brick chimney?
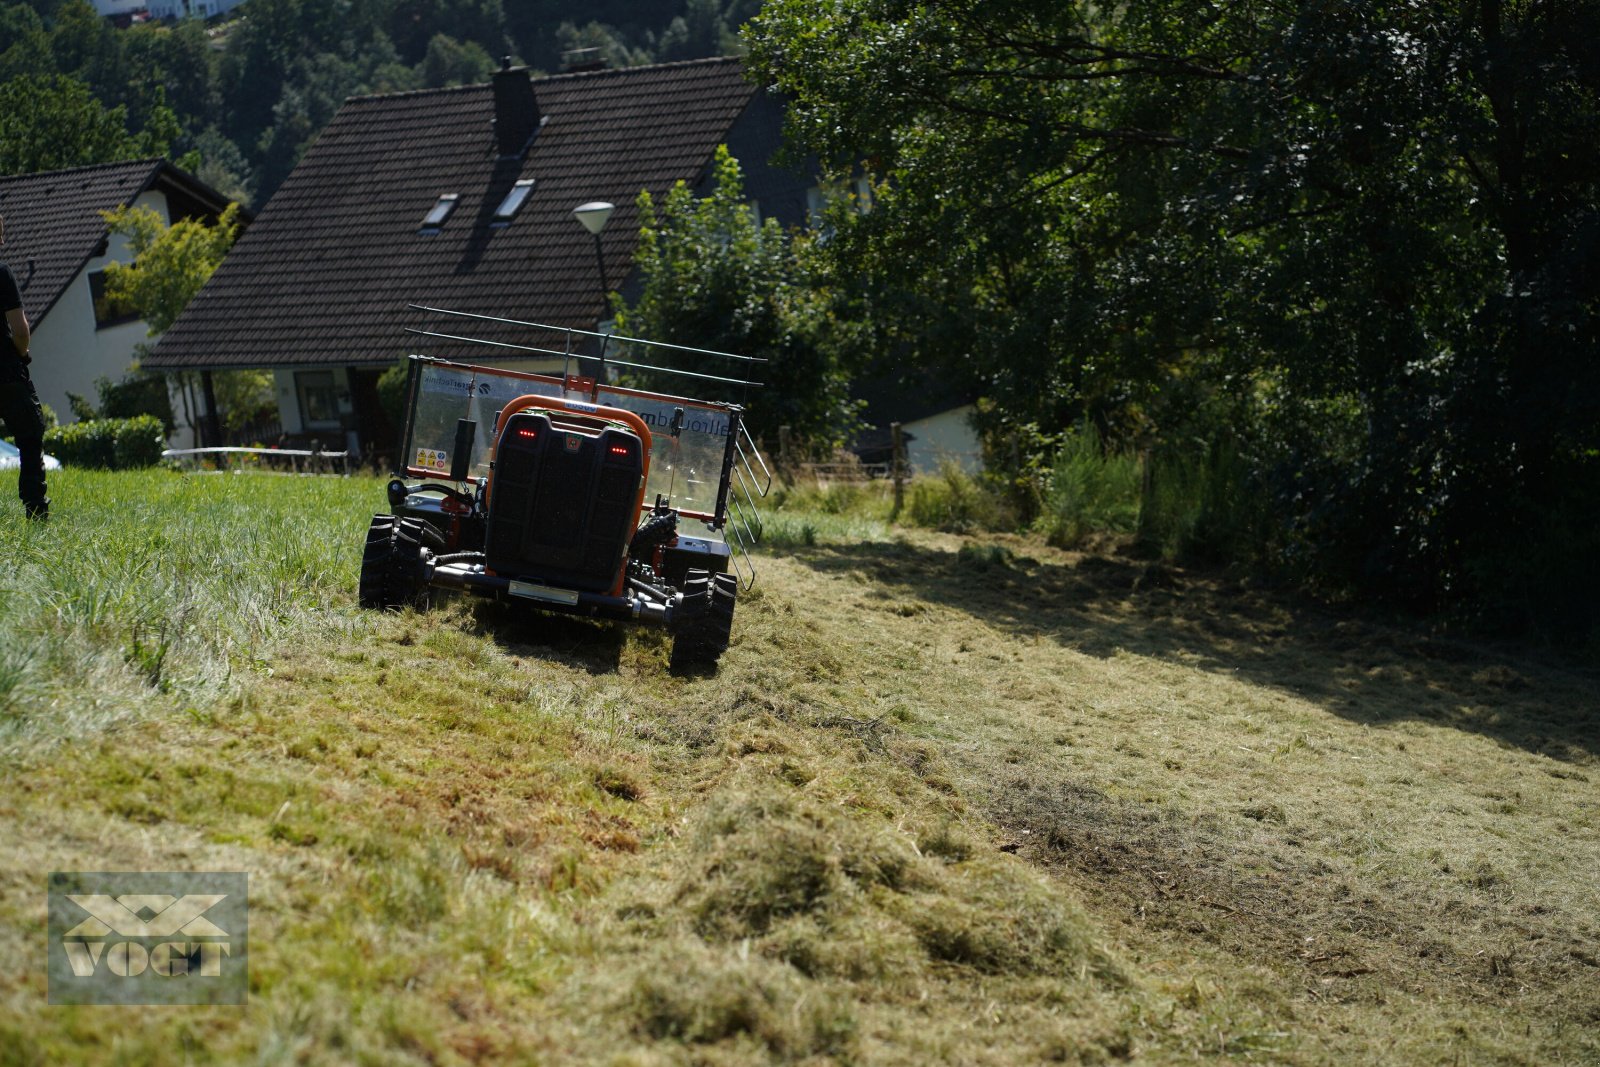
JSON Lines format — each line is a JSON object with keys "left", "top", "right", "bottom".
{"left": 492, "top": 58, "right": 539, "bottom": 159}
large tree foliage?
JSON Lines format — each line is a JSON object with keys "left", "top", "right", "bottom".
{"left": 747, "top": 0, "right": 1600, "bottom": 634}
{"left": 0, "top": 72, "right": 174, "bottom": 173}
{"left": 614, "top": 146, "right": 862, "bottom": 447}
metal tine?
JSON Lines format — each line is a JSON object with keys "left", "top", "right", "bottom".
{"left": 735, "top": 440, "right": 771, "bottom": 501}
{"left": 739, "top": 421, "right": 771, "bottom": 476}
{"left": 727, "top": 541, "right": 756, "bottom": 591}
{"left": 736, "top": 426, "right": 774, "bottom": 496}
{"left": 730, "top": 493, "right": 762, "bottom": 547}
{"left": 731, "top": 475, "right": 765, "bottom": 542}
{"left": 735, "top": 465, "right": 768, "bottom": 539}
{"left": 407, "top": 304, "right": 769, "bottom": 364}
{"left": 730, "top": 494, "right": 761, "bottom": 549}
{"left": 405, "top": 329, "right": 764, "bottom": 389}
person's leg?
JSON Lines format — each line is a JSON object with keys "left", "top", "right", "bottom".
{"left": 0, "top": 379, "right": 48, "bottom": 518}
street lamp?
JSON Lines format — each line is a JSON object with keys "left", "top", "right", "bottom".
{"left": 572, "top": 201, "right": 614, "bottom": 310}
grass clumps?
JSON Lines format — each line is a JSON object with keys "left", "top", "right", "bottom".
{"left": 676, "top": 789, "right": 926, "bottom": 942}
{"left": 626, "top": 770, "right": 1123, "bottom": 987}
{"left": 626, "top": 942, "right": 857, "bottom": 1060}
{"left": 900, "top": 873, "right": 1097, "bottom": 976}
{"left": 579, "top": 760, "right": 1132, "bottom": 1064}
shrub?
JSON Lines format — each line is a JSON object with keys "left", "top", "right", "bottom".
{"left": 905, "top": 462, "right": 1012, "bottom": 532}
{"left": 43, "top": 415, "right": 165, "bottom": 470}
{"left": 1140, "top": 437, "right": 1268, "bottom": 563}
{"left": 1034, "top": 423, "right": 1141, "bottom": 548}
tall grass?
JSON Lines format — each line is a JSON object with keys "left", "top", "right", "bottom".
{"left": 1139, "top": 438, "right": 1266, "bottom": 563}
{"left": 0, "top": 469, "right": 381, "bottom": 754}
{"left": 1034, "top": 423, "right": 1141, "bottom": 548}
{"left": 906, "top": 462, "right": 1015, "bottom": 532}
{"left": 756, "top": 428, "right": 1264, "bottom": 565}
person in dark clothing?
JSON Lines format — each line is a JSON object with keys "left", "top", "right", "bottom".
{"left": 0, "top": 214, "right": 49, "bottom": 520}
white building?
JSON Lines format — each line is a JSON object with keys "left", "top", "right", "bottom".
{"left": 0, "top": 159, "right": 241, "bottom": 438}
{"left": 90, "top": 0, "right": 245, "bottom": 20}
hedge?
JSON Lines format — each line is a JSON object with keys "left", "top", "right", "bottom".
{"left": 42, "top": 415, "right": 166, "bottom": 470}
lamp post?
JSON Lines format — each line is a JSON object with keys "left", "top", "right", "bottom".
{"left": 572, "top": 201, "right": 615, "bottom": 316}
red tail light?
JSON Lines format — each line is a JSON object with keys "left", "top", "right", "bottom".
{"left": 517, "top": 428, "right": 538, "bottom": 439}
{"left": 609, "top": 445, "right": 629, "bottom": 456}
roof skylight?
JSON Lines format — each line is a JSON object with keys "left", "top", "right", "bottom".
{"left": 492, "top": 179, "right": 536, "bottom": 225}
{"left": 419, "top": 194, "right": 459, "bottom": 234}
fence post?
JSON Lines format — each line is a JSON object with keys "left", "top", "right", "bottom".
{"left": 891, "top": 421, "right": 905, "bottom": 517}
{"left": 1137, "top": 447, "right": 1155, "bottom": 548}
{"left": 778, "top": 425, "right": 793, "bottom": 483}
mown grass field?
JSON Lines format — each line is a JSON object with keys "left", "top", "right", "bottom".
{"left": 1, "top": 469, "right": 1596, "bottom": 1065}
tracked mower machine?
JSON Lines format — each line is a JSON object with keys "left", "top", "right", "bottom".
{"left": 359, "top": 307, "right": 772, "bottom": 668}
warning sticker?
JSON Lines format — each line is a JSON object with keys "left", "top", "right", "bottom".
{"left": 414, "top": 448, "right": 449, "bottom": 473}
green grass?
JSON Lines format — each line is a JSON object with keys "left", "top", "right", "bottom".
{"left": 1036, "top": 423, "right": 1142, "bottom": 548}
{"left": 0, "top": 468, "right": 381, "bottom": 755}
{"left": 0, "top": 469, "right": 1596, "bottom": 1065}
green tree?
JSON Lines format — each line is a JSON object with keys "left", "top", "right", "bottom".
{"left": 615, "top": 146, "right": 862, "bottom": 447}
{"left": 387, "top": 0, "right": 507, "bottom": 65}
{"left": 98, "top": 202, "right": 269, "bottom": 434}
{"left": 747, "top": 0, "right": 1600, "bottom": 635}
{"left": 420, "top": 33, "right": 495, "bottom": 88}
{"left": 0, "top": 5, "right": 52, "bottom": 81}
{"left": 99, "top": 202, "right": 241, "bottom": 334}
{"left": 48, "top": 0, "right": 126, "bottom": 101}
{"left": 554, "top": 20, "right": 654, "bottom": 70}
{"left": 0, "top": 73, "right": 171, "bottom": 173}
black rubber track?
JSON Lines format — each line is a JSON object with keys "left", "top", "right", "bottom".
{"left": 358, "top": 514, "right": 443, "bottom": 611}
{"left": 670, "top": 568, "right": 736, "bottom": 668}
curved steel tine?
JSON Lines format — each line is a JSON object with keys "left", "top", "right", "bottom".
{"left": 736, "top": 426, "right": 773, "bottom": 496}
{"left": 730, "top": 494, "right": 760, "bottom": 548}
{"left": 733, "top": 486, "right": 764, "bottom": 542}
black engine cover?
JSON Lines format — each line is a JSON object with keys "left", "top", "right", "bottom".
{"left": 485, "top": 412, "right": 644, "bottom": 591}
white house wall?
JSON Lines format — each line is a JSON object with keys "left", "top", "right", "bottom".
{"left": 90, "top": 0, "right": 247, "bottom": 18}
{"left": 28, "top": 191, "right": 168, "bottom": 431}
{"left": 904, "top": 404, "right": 982, "bottom": 475}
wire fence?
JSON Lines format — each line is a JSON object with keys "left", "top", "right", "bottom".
{"left": 161, "top": 447, "right": 353, "bottom": 475}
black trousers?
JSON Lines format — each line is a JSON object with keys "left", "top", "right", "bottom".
{"left": 0, "top": 374, "right": 48, "bottom": 512}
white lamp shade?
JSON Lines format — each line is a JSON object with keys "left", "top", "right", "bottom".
{"left": 573, "top": 201, "right": 615, "bottom": 235}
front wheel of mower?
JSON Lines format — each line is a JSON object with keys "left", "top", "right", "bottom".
{"left": 670, "top": 569, "right": 737, "bottom": 669}
{"left": 358, "top": 514, "right": 442, "bottom": 611}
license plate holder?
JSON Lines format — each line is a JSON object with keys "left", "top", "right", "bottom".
{"left": 508, "top": 580, "right": 581, "bottom": 606}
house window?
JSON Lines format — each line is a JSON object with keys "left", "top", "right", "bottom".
{"left": 87, "top": 269, "right": 140, "bottom": 330}
{"left": 806, "top": 179, "right": 872, "bottom": 228}
{"left": 418, "top": 194, "right": 459, "bottom": 235}
{"left": 491, "top": 179, "right": 536, "bottom": 227}
{"left": 295, "top": 371, "right": 340, "bottom": 430}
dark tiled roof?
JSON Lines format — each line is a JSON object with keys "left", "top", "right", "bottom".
{"left": 148, "top": 58, "right": 759, "bottom": 371}
{"left": 0, "top": 160, "right": 168, "bottom": 325}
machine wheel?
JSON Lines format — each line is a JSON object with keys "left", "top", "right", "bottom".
{"left": 671, "top": 569, "right": 737, "bottom": 668}
{"left": 358, "top": 514, "right": 443, "bottom": 610}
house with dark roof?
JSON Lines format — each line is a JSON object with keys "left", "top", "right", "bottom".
{"left": 0, "top": 159, "right": 240, "bottom": 430}
{"left": 146, "top": 57, "right": 814, "bottom": 459}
